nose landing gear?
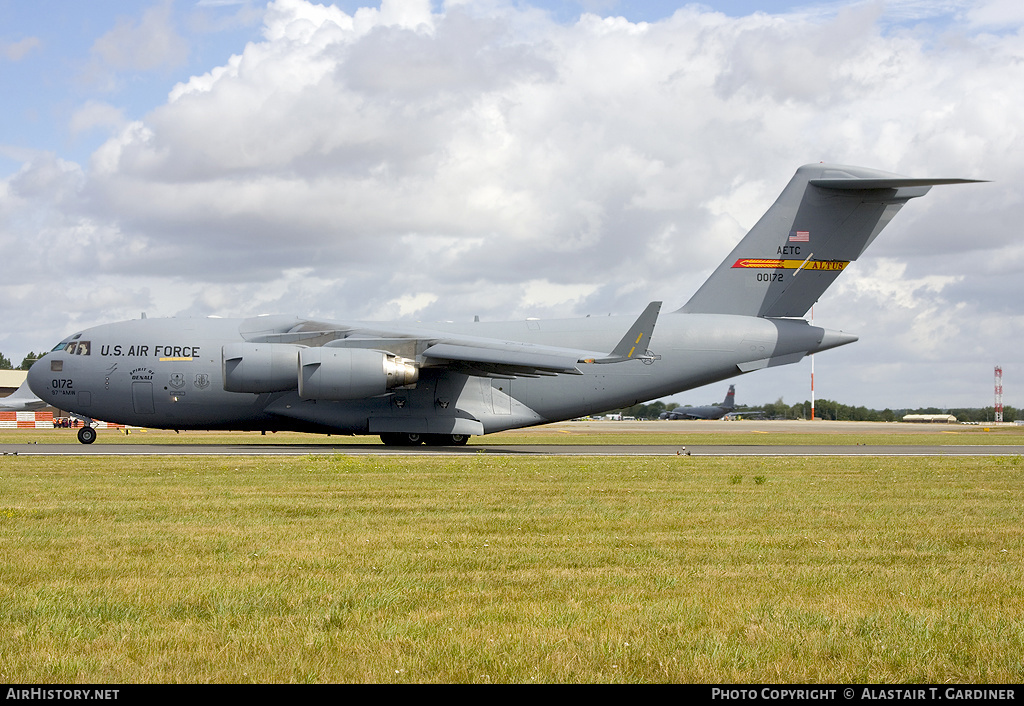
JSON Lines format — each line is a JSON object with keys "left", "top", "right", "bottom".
{"left": 77, "top": 425, "right": 97, "bottom": 444}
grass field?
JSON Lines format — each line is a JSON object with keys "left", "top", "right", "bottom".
{"left": 4, "top": 421, "right": 1024, "bottom": 446}
{"left": 2, "top": 448, "right": 1023, "bottom": 683}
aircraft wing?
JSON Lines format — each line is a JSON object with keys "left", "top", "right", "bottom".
{"left": 421, "top": 341, "right": 591, "bottom": 375}
{"left": 261, "top": 301, "right": 663, "bottom": 379}
{"left": 0, "top": 379, "right": 48, "bottom": 412}
{"left": 420, "top": 301, "right": 662, "bottom": 376}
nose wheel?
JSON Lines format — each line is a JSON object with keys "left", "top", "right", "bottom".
{"left": 77, "top": 426, "right": 97, "bottom": 444}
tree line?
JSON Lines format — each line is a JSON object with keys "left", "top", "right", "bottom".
{"left": 0, "top": 352, "right": 45, "bottom": 371}
{"left": 613, "top": 398, "right": 1018, "bottom": 423}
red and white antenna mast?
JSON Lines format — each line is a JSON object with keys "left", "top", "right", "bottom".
{"left": 995, "top": 365, "right": 1003, "bottom": 423}
{"left": 810, "top": 306, "right": 816, "bottom": 420}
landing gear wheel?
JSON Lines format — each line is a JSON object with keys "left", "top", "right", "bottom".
{"left": 423, "top": 433, "right": 470, "bottom": 446}
{"left": 379, "top": 432, "right": 425, "bottom": 446}
{"left": 77, "top": 426, "right": 97, "bottom": 445}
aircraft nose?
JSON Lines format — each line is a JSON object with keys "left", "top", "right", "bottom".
{"left": 814, "top": 328, "right": 859, "bottom": 353}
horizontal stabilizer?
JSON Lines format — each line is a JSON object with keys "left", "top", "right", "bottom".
{"left": 810, "top": 177, "right": 986, "bottom": 190}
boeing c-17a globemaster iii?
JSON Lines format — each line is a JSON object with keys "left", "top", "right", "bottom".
{"left": 3, "top": 164, "right": 983, "bottom": 444}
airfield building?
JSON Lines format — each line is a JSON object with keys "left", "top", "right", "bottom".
{"left": 902, "top": 414, "right": 958, "bottom": 423}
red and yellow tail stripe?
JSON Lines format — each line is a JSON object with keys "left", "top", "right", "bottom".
{"left": 731, "top": 258, "right": 849, "bottom": 271}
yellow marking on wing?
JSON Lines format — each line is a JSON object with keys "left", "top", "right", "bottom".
{"left": 634, "top": 333, "right": 643, "bottom": 344}
{"left": 628, "top": 346, "right": 636, "bottom": 358}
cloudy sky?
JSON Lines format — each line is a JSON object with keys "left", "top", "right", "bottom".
{"left": 1, "top": 0, "right": 1021, "bottom": 411}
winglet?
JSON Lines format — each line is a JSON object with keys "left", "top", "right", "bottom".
{"left": 584, "top": 301, "right": 662, "bottom": 364}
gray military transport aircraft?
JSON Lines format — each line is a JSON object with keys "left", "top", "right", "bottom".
{"left": 659, "top": 385, "right": 738, "bottom": 420}
{"left": 2, "top": 164, "right": 982, "bottom": 445}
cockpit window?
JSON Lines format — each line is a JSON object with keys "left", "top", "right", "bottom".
{"left": 52, "top": 340, "right": 91, "bottom": 355}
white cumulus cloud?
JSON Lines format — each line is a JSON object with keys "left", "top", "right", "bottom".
{"left": 2, "top": 0, "right": 1022, "bottom": 407}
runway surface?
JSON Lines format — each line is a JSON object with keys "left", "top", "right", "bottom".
{"left": 3, "top": 443, "right": 1023, "bottom": 456}
{"left": 3, "top": 420, "right": 1021, "bottom": 456}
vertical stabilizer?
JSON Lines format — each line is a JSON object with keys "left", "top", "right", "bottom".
{"left": 678, "top": 164, "right": 982, "bottom": 317}
{"left": 721, "top": 384, "right": 735, "bottom": 410}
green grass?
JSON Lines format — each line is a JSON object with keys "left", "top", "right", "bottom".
{"left": 485, "top": 423, "right": 1024, "bottom": 446}
{"left": 2, "top": 453, "right": 1023, "bottom": 683}
{"left": 4, "top": 423, "right": 1024, "bottom": 446}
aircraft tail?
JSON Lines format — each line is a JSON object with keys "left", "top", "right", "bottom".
{"left": 678, "top": 164, "right": 983, "bottom": 317}
{"left": 0, "top": 378, "right": 47, "bottom": 412}
{"left": 721, "top": 385, "right": 735, "bottom": 410}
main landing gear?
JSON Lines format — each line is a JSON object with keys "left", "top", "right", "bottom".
{"left": 379, "top": 432, "right": 470, "bottom": 446}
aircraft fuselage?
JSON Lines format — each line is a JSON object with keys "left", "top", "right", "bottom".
{"left": 20, "top": 163, "right": 978, "bottom": 444}
{"left": 27, "top": 312, "right": 851, "bottom": 436}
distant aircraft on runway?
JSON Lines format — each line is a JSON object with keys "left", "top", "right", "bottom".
{"left": 659, "top": 384, "right": 744, "bottom": 420}
{"left": 1, "top": 164, "right": 982, "bottom": 444}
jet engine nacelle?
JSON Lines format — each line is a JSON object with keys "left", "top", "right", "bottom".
{"left": 298, "top": 347, "right": 418, "bottom": 400}
{"left": 222, "top": 342, "right": 303, "bottom": 393}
